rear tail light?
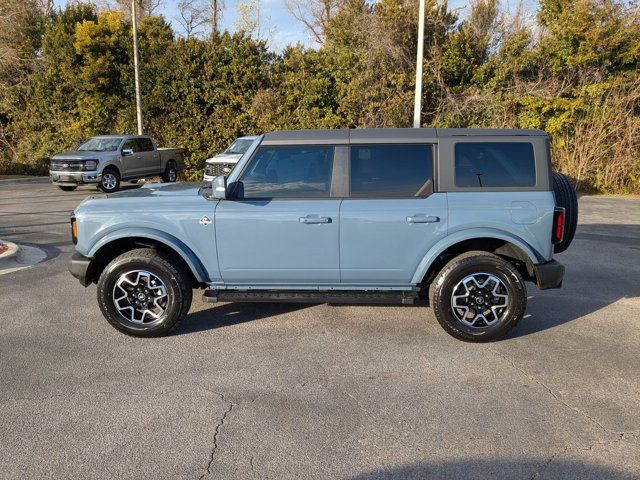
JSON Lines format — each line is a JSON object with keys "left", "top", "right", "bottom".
{"left": 552, "top": 207, "right": 565, "bottom": 244}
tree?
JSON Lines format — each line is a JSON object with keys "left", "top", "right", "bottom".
{"left": 284, "top": 0, "right": 344, "bottom": 44}
{"left": 103, "top": 0, "right": 164, "bottom": 19}
{"left": 0, "top": 0, "right": 45, "bottom": 171}
{"left": 235, "top": 0, "right": 261, "bottom": 38}
{"left": 210, "top": 0, "right": 225, "bottom": 36}
{"left": 175, "top": 0, "right": 210, "bottom": 38}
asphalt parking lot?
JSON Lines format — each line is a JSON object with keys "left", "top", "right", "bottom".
{"left": 1, "top": 178, "right": 639, "bottom": 479}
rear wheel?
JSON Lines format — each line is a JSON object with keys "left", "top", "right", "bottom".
{"left": 97, "top": 248, "right": 192, "bottom": 337}
{"left": 429, "top": 251, "right": 527, "bottom": 342}
{"left": 57, "top": 185, "right": 77, "bottom": 191}
{"left": 552, "top": 172, "right": 578, "bottom": 253}
{"left": 162, "top": 162, "right": 177, "bottom": 183}
{"left": 99, "top": 168, "right": 121, "bottom": 193}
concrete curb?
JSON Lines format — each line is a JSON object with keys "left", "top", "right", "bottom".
{"left": 0, "top": 240, "right": 20, "bottom": 261}
{"left": 0, "top": 244, "right": 47, "bottom": 276}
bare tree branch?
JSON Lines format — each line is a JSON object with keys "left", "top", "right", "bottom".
{"left": 176, "top": 0, "right": 210, "bottom": 38}
{"left": 284, "top": 0, "right": 344, "bottom": 44}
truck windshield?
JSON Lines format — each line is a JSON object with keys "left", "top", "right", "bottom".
{"left": 224, "top": 138, "right": 254, "bottom": 155}
{"left": 78, "top": 137, "right": 123, "bottom": 152}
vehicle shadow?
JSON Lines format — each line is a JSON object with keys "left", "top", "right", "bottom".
{"left": 508, "top": 222, "right": 640, "bottom": 338}
{"left": 348, "top": 458, "right": 630, "bottom": 479}
{"left": 175, "top": 302, "right": 313, "bottom": 335}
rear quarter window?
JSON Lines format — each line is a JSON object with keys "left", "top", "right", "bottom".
{"left": 455, "top": 142, "right": 535, "bottom": 188}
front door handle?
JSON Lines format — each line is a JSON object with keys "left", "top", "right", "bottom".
{"left": 406, "top": 214, "right": 439, "bottom": 224}
{"left": 299, "top": 215, "right": 331, "bottom": 224}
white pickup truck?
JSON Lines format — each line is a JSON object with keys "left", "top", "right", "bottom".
{"left": 49, "top": 135, "right": 184, "bottom": 193}
{"left": 203, "top": 136, "right": 258, "bottom": 181}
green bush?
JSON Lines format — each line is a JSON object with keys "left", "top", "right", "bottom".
{"left": 0, "top": 0, "right": 638, "bottom": 192}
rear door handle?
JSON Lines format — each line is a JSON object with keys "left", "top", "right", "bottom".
{"left": 299, "top": 215, "right": 331, "bottom": 224}
{"left": 406, "top": 215, "right": 439, "bottom": 224}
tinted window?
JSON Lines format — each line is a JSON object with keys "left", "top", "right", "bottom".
{"left": 350, "top": 145, "right": 433, "bottom": 198}
{"left": 136, "top": 137, "right": 154, "bottom": 152}
{"left": 239, "top": 145, "right": 334, "bottom": 198}
{"left": 455, "top": 142, "right": 535, "bottom": 187}
{"left": 224, "top": 138, "right": 254, "bottom": 154}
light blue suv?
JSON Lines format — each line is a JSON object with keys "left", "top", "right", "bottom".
{"left": 69, "top": 129, "right": 577, "bottom": 341}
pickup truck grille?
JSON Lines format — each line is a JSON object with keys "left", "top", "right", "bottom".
{"left": 205, "top": 163, "right": 235, "bottom": 177}
{"left": 50, "top": 161, "right": 84, "bottom": 172}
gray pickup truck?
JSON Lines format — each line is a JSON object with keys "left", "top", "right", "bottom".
{"left": 49, "top": 135, "right": 184, "bottom": 193}
{"left": 68, "top": 128, "right": 578, "bottom": 342}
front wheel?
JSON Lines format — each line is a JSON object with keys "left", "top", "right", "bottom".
{"left": 429, "top": 251, "right": 526, "bottom": 342}
{"left": 162, "top": 162, "right": 177, "bottom": 183}
{"left": 96, "top": 248, "right": 192, "bottom": 337}
{"left": 99, "top": 169, "right": 121, "bottom": 193}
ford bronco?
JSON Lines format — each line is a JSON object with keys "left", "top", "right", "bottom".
{"left": 68, "top": 129, "right": 577, "bottom": 341}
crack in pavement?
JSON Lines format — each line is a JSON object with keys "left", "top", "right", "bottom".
{"left": 487, "top": 346, "right": 628, "bottom": 437}
{"left": 487, "top": 347, "right": 640, "bottom": 479}
{"left": 528, "top": 445, "right": 570, "bottom": 480}
{"left": 199, "top": 391, "right": 236, "bottom": 480}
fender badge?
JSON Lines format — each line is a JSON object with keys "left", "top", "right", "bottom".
{"left": 199, "top": 216, "right": 212, "bottom": 226}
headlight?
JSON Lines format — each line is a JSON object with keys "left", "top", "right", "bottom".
{"left": 83, "top": 160, "right": 99, "bottom": 170}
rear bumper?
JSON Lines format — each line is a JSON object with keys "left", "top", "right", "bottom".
{"left": 534, "top": 259, "right": 564, "bottom": 290}
{"left": 50, "top": 171, "right": 101, "bottom": 185}
{"left": 68, "top": 252, "right": 92, "bottom": 287}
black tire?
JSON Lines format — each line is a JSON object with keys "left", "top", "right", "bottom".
{"left": 162, "top": 162, "right": 177, "bottom": 183}
{"left": 97, "top": 248, "right": 192, "bottom": 337}
{"left": 99, "top": 168, "right": 121, "bottom": 193}
{"left": 429, "top": 251, "right": 527, "bottom": 342}
{"left": 552, "top": 172, "right": 578, "bottom": 253}
{"left": 57, "top": 185, "right": 77, "bottom": 191}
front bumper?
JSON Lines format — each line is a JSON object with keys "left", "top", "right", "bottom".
{"left": 50, "top": 171, "right": 101, "bottom": 185}
{"left": 534, "top": 259, "right": 565, "bottom": 290}
{"left": 69, "top": 252, "right": 92, "bottom": 287}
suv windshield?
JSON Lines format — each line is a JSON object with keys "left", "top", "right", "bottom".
{"left": 78, "top": 137, "right": 123, "bottom": 152}
{"left": 224, "top": 138, "right": 254, "bottom": 155}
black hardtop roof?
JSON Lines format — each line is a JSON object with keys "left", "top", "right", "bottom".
{"left": 261, "top": 128, "right": 547, "bottom": 145}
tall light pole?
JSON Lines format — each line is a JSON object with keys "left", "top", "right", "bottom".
{"left": 132, "top": 0, "right": 143, "bottom": 135}
{"left": 412, "top": 0, "right": 426, "bottom": 128}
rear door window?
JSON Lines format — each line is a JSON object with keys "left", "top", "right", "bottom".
{"left": 455, "top": 142, "right": 535, "bottom": 187}
{"left": 136, "top": 138, "right": 154, "bottom": 152}
{"left": 349, "top": 145, "right": 434, "bottom": 198}
{"left": 239, "top": 145, "right": 334, "bottom": 198}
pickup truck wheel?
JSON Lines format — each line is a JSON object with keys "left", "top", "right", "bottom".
{"left": 429, "top": 251, "right": 526, "bottom": 342}
{"left": 96, "top": 248, "right": 192, "bottom": 337}
{"left": 162, "top": 162, "right": 177, "bottom": 183}
{"left": 552, "top": 172, "right": 578, "bottom": 253}
{"left": 58, "top": 185, "right": 77, "bottom": 191}
{"left": 99, "top": 169, "right": 120, "bottom": 193}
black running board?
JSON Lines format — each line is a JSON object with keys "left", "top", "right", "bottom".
{"left": 202, "top": 289, "right": 417, "bottom": 305}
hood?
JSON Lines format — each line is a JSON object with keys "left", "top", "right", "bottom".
{"left": 106, "top": 182, "right": 205, "bottom": 199}
{"left": 205, "top": 153, "right": 243, "bottom": 163}
{"left": 52, "top": 151, "right": 112, "bottom": 160}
